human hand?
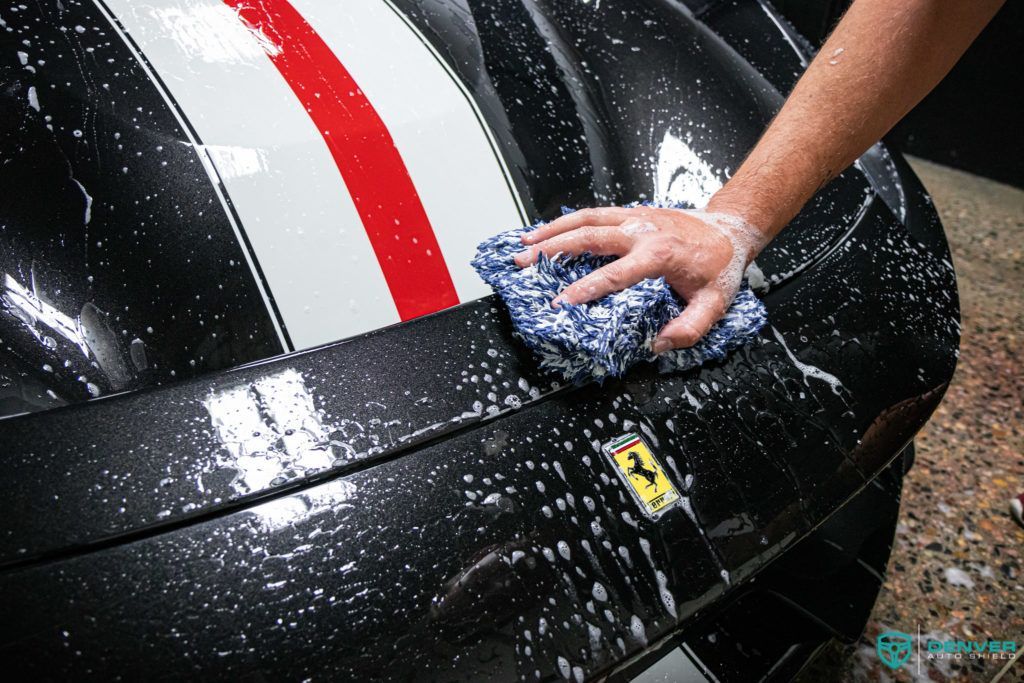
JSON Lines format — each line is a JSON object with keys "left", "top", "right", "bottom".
{"left": 513, "top": 206, "right": 766, "bottom": 352}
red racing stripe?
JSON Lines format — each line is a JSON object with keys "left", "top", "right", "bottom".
{"left": 224, "top": 0, "right": 459, "bottom": 320}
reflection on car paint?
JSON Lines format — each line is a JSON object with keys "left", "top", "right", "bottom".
{"left": 203, "top": 368, "right": 336, "bottom": 494}
{"left": 195, "top": 144, "right": 272, "bottom": 181}
{"left": 653, "top": 130, "right": 723, "bottom": 207}
{"left": 151, "top": 3, "right": 283, "bottom": 62}
{"left": 2, "top": 272, "right": 91, "bottom": 359}
{"left": 246, "top": 477, "right": 357, "bottom": 533}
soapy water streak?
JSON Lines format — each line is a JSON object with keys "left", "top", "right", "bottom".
{"left": 771, "top": 326, "right": 845, "bottom": 395}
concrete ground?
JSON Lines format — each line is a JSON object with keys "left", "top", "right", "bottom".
{"left": 809, "top": 158, "right": 1024, "bottom": 682}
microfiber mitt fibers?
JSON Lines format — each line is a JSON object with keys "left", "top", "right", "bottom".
{"left": 471, "top": 203, "right": 768, "bottom": 384}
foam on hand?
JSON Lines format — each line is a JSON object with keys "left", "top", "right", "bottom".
{"left": 471, "top": 203, "right": 769, "bottom": 383}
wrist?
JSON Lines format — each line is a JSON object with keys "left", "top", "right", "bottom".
{"left": 705, "top": 166, "right": 814, "bottom": 248}
{"left": 704, "top": 190, "right": 776, "bottom": 248}
{"left": 687, "top": 206, "right": 769, "bottom": 268}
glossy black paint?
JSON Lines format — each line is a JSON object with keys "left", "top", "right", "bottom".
{"left": 0, "top": 0, "right": 959, "bottom": 680}
{"left": 659, "top": 449, "right": 907, "bottom": 681}
{"left": 2, "top": 0, "right": 890, "bottom": 413}
{"left": 0, "top": 185, "right": 956, "bottom": 678}
{"left": 0, "top": 0, "right": 286, "bottom": 413}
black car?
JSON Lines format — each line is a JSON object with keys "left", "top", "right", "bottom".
{"left": 0, "top": 0, "right": 958, "bottom": 680}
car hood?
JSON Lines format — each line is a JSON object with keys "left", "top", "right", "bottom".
{"left": 0, "top": 1, "right": 959, "bottom": 679}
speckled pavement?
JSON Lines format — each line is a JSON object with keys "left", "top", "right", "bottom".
{"left": 804, "top": 158, "right": 1024, "bottom": 682}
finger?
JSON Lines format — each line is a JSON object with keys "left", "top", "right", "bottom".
{"left": 653, "top": 289, "right": 726, "bottom": 351}
{"left": 523, "top": 207, "right": 640, "bottom": 245}
{"left": 514, "top": 226, "right": 632, "bottom": 267}
{"left": 553, "top": 254, "right": 652, "bottom": 306}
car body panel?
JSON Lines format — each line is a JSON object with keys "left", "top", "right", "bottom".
{"left": 0, "top": 181, "right": 956, "bottom": 678}
{"left": 100, "top": 0, "right": 528, "bottom": 346}
{"left": 4, "top": 0, "right": 880, "bottom": 413}
{"left": 0, "top": 0, "right": 959, "bottom": 679}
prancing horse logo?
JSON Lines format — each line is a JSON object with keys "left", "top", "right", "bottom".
{"left": 626, "top": 451, "right": 658, "bottom": 491}
{"left": 603, "top": 433, "right": 681, "bottom": 519}
{"left": 876, "top": 631, "right": 913, "bottom": 670}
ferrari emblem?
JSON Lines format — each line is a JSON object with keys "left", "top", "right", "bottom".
{"left": 603, "top": 433, "right": 680, "bottom": 519}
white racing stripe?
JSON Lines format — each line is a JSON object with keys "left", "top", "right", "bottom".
{"left": 102, "top": 0, "right": 398, "bottom": 349}
{"left": 102, "top": 0, "right": 524, "bottom": 349}
{"left": 289, "top": 0, "right": 526, "bottom": 303}
{"left": 92, "top": 0, "right": 291, "bottom": 351}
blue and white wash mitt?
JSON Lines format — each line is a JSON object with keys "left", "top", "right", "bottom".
{"left": 471, "top": 204, "right": 768, "bottom": 383}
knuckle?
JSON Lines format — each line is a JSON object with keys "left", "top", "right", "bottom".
{"left": 566, "top": 278, "right": 596, "bottom": 303}
{"left": 675, "top": 328, "right": 699, "bottom": 347}
{"left": 550, "top": 238, "right": 577, "bottom": 256}
{"left": 648, "top": 240, "right": 677, "bottom": 264}
{"left": 701, "top": 289, "right": 728, "bottom": 316}
{"left": 667, "top": 318, "right": 702, "bottom": 347}
{"left": 600, "top": 262, "right": 628, "bottom": 289}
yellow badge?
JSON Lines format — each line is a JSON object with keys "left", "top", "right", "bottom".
{"left": 603, "top": 433, "right": 681, "bottom": 519}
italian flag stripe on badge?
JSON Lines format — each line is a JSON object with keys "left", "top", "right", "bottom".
{"left": 610, "top": 434, "right": 641, "bottom": 454}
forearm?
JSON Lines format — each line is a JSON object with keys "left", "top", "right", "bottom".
{"left": 706, "top": 0, "right": 1004, "bottom": 248}
{"left": 516, "top": 0, "right": 1003, "bottom": 349}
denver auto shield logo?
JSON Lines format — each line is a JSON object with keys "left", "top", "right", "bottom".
{"left": 877, "top": 631, "right": 913, "bottom": 670}
{"left": 602, "top": 433, "right": 680, "bottom": 519}
{"left": 875, "top": 629, "right": 1018, "bottom": 673}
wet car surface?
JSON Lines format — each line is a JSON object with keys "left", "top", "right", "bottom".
{"left": 804, "top": 159, "right": 1024, "bottom": 683}
{"left": 0, "top": 1, "right": 959, "bottom": 679}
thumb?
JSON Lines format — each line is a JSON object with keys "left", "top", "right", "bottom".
{"left": 653, "top": 289, "right": 725, "bottom": 352}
